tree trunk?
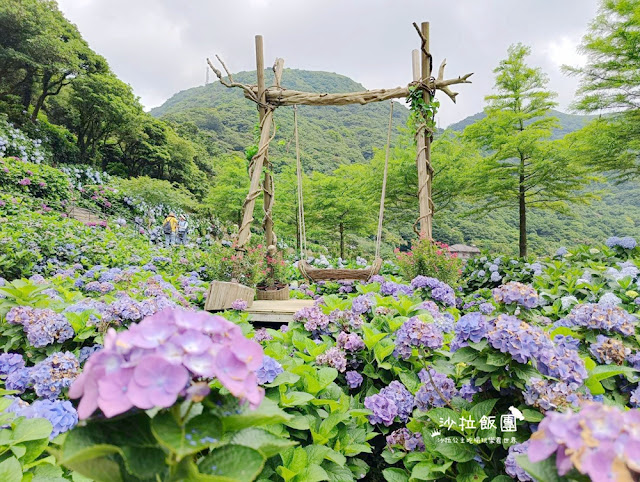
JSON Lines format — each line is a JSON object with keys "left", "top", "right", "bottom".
{"left": 31, "top": 72, "right": 52, "bottom": 122}
{"left": 519, "top": 158, "right": 527, "bottom": 258}
{"left": 339, "top": 223, "right": 345, "bottom": 260}
{"left": 17, "top": 68, "right": 35, "bottom": 110}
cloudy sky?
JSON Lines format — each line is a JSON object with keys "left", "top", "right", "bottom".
{"left": 57, "top": 0, "right": 600, "bottom": 127}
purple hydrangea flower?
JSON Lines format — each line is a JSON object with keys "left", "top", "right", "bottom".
{"left": 336, "top": 332, "right": 365, "bottom": 352}
{"left": 528, "top": 402, "right": 640, "bottom": 480}
{"left": 411, "top": 276, "right": 455, "bottom": 306}
{"left": 351, "top": 295, "right": 372, "bottom": 315}
{"left": 6, "top": 367, "right": 31, "bottom": 393}
{"left": 415, "top": 369, "right": 457, "bottom": 409}
{"left": 315, "top": 347, "right": 347, "bottom": 373}
{"left": 628, "top": 352, "right": 640, "bottom": 370}
{"left": 557, "top": 303, "right": 636, "bottom": 336}
{"left": 505, "top": 442, "right": 533, "bottom": 481}
{"left": 394, "top": 317, "right": 443, "bottom": 359}
{"left": 589, "top": 335, "right": 631, "bottom": 365}
{"left": 523, "top": 378, "right": 589, "bottom": 411}
{"left": 253, "top": 328, "right": 273, "bottom": 343}
{"left": 294, "top": 305, "right": 330, "bottom": 333}
{"left": 345, "top": 370, "right": 363, "bottom": 389}
{"left": 492, "top": 282, "right": 539, "bottom": 308}
{"left": 256, "top": 355, "right": 283, "bottom": 385}
{"left": 6, "top": 306, "right": 74, "bottom": 347}
{"left": 386, "top": 428, "right": 425, "bottom": 452}
{"left": 79, "top": 344, "right": 102, "bottom": 364}
{"left": 364, "top": 393, "right": 398, "bottom": 426}
{"left": 230, "top": 299, "right": 248, "bottom": 311}
{"left": 380, "top": 381, "right": 414, "bottom": 422}
{"left": 479, "top": 302, "right": 495, "bottom": 314}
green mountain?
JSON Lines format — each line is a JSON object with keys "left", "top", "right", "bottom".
{"left": 151, "top": 69, "right": 409, "bottom": 173}
{"left": 447, "top": 109, "right": 597, "bottom": 139}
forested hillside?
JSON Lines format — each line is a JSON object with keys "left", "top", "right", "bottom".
{"left": 151, "top": 70, "right": 409, "bottom": 173}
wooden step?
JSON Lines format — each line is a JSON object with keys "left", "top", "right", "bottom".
{"left": 247, "top": 299, "right": 315, "bottom": 324}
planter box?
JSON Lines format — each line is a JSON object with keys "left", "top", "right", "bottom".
{"left": 205, "top": 281, "right": 255, "bottom": 311}
{"left": 256, "top": 285, "right": 289, "bottom": 301}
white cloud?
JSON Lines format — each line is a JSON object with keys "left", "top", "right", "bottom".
{"left": 56, "top": 0, "right": 601, "bottom": 126}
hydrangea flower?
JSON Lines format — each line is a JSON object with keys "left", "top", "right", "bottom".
{"left": 459, "top": 380, "right": 481, "bottom": 402}
{"left": 558, "top": 303, "right": 636, "bottom": 336}
{"left": 628, "top": 351, "right": 640, "bottom": 370}
{"left": 79, "top": 344, "right": 102, "bottom": 364}
{"left": 386, "top": 428, "right": 425, "bottom": 452}
{"left": 527, "top": 402, "right": 640, "bottom": 481}
{"left": 505, "top": 442, "right": 533, "bottom": 481}
{"left": 523, "top": 378, "right": 589, "bottom": 411}
{"left": 411, "top": 276, "right": 455, "bottom": 306}
{"left": 589, "top": 335, "right": 631, "bottom": 365}
{"left": 415, "top": 369, "right": 457, "bottom": 409}
{"left": 253, "top": 328, "right": 273, "bottom": 343}
{"left": 599, "top": 293, "right": 622, "bottom": 307}
{"left": 294, "top": 305, "right": 330, "bottom": 333}
{"left": 18, "top": 399, "right": 78, "bottom": 439}
{"left": 69, "top": 308, "right": 264, "bottom": 419}
{"left": 230, "top": 299, "right": 248, "bottom": 311}
{"left": 379, "top": 381, "right": 414, "bottom": 422}
{"left": 364, "top": 393, "right": 397, "bottom": 426}
{"left": 30, "top": 352, "right": 80, "bottom": 399}
{"left": 6, "top": 367, "right": 31, "bottom": 393}
{"left": 490, "top": 271, "right": 502, "bottom": 283}
{"left": 6, "top": 306, "right": 74, "bottom": 347}
{"left": 336, "top": 332, "right": 365, "bottom": 352}
{"left": 450, "top": 312, "right": 488, "bottom": 351}
{"left": 492, "top": 282, "right": 539, "bottom": 308}
{"left": 605, "top": 236, "right": 637, "bottom": 250}
{"left": 0, "top": 353, "right": 25, "bottom": 376}
{"left": 560, "top": 295, "right": 578, "bottom": 311}
{"left": 555, "top": 246, "right": 568, "bottom": 257}
{"left": 345, "top": 371, "right": 363, "bottom": 389}
{"left": 393, "top": 317, "right": 443, "bottom": 359}
{"left": 351, "top": 295, "right": 372, "bottom": 315}
{"left": 315, "top": 347, "right": 347, "bottom": 372}
{"left": 479, "top": 302, "right": 495, "bottom": 314}
{"left": 256, "top": 355, "right": 283, "bottom": 384}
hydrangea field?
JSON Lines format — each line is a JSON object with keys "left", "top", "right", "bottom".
{"left": 1, "top": 165, "right": 640, "bottom": 482}
{"left": 1, "top": 138, "right": 639, "bottom": 482}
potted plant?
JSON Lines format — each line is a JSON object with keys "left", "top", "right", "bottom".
{"left": 256, "top": 245, "right": 289, "bottom": 300}
{"left": 205, "top": 244, "right": 264, "bottom": 310}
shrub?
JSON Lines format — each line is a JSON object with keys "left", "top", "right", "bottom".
{"left": 0, "top": 157, "right": 71, "bottom": 208}
{"left": 395, "top": 237, "right": 463, "bottom": 286}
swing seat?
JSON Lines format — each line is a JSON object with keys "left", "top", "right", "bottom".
{"left": 298, "top": 257, "right": 383, "bottom": 282}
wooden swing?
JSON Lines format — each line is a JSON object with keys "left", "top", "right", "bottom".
{"left": 296, "top": 102, "right": 394, "bottom": 282}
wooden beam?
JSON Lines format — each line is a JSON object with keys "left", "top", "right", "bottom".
{"left": 420, "top": 22, "right": 433, "bottom": 239}
{"left": 236, "top": 109, "right": 274, "bottom": 248}
{"left": 244, "top": 85, "right": 411, "bottom": 106}
{"left": 413, "top": 49, "right": 431, "bottom": 240}
{"left": 254, "top": 36, "right": 275, "bottom": 247}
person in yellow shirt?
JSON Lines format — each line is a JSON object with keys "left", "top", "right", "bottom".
{"left": 162, "top": 213, "right": 178, "bottom": 247}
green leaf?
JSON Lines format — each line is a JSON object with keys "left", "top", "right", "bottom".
{"left": 222, "top": 398, "right": 291, "bottom": 431}
{"left": 450, "top": 347, "right": 480, "bottom": 364}
{"left": 151, "top": 411, "right": 222, "bottom": 460}
{"left": 382, "top": 467, "right": 409, "bottom": 482}
{"left": 514, "top": 455, "right": 562, "bottom": 482}
{"left": 281, "top": 391, "right": 315, "bottom": 407}
{"left": 229, "top": 428, "right": 297, "bottom": 458}
{"left": 295, "top": 464, "right": 328, "bottom": 482}
{"left": 0, "top": 456, "right": 22, "bottom": 482}
{"left": 325, "top": 462, "right": 355, "bottom": 482}
{"left": 470, "top": 399, "right": 498, "bottom": 422}
{"left": 436, "top": 441, "right": 477, "bottom": 462}
{"left": 265, "top": 371, "right": 300, "bottom": 387}
{"left": 362, "top": 324, "right": 388, "bottom": 350}
{"left": 12, "top": 417, "right": 53, "bottom": 443}
{"left": 588, "top": 364, "right": 637, "bottom": 382}
{"left": 199, "top": 445, "right": 265, "bottom": 481}
{"left": 399, "top": 371, "right": 421, "bottom": 393}
{"left": 521, "top": 409, "right": 544, "bottom": 423}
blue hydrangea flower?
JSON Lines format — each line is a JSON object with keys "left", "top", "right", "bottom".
{"left": 256, "top": 355, "right": 283, "bottom": 385}
{"left": 0, "top": 353, "right": 25, "bottom": 376}
{"left": 505, "top": 442, "right": 533, "bottom": 481}
{"left": 21, "top": 399, "right": 78, "bottom": 439}
{"left": 30, "top": 352, "right": 80, "bottom": 399}
{"left": 393, "top": 317, "right": 443, "bottom": 359}
{"left": 450, "top": 312, "right": 488, "bottom": 351}
{"left": 415, "top": 369, "right": 457, "bottom": 409}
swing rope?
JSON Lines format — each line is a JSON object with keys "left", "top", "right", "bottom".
{"left": 294, "top": 101, "right": 393, "bottom": 265}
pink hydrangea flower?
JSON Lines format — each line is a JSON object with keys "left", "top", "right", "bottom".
{"left": 69, "top": 308, "right": 264, "bottom": 419}
{"left": 19, "top": 178, "right": 31, "bottom": 185}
